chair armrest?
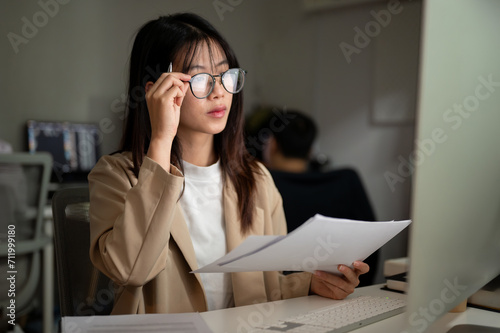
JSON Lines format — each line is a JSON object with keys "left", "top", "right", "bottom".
{"left": 0, "top": 235, "right": 52, "bottom": 256}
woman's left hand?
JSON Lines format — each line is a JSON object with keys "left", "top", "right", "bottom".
{"left": 310, "top": 261, "right": 370, "bottom": 300}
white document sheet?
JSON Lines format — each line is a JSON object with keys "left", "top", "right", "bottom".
{"left": 193, "top": 214, "right": 411, "bottom": 274}
{"left": 62, "top": 312, "right": 212, "bottom": 333}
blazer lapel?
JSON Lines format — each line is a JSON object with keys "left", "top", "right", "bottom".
{"left": 224, "top": 179, "right": 268, "bottom": 306}
{"left": 170, "top": 204, "right": 205, "bottom": 292}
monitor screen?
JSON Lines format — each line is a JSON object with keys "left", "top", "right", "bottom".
{"left": 26, "top": 120, "right": 101, "bottom": 183}
{"left": 404, "top": 1, "right": 500, "bottom": 332}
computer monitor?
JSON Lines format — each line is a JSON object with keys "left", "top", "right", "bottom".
{"left": 26, "top": 120, "right": 101, "bottom": 183}
{"left": 404, "top": 0, "right": 500, "bottom": 332}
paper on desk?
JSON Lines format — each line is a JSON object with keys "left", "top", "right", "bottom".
{"left": 62, "top": 312, "right": 212, "bottom": 333}
{"left": 193, "top": 214, "right": 411, "bottom": 274}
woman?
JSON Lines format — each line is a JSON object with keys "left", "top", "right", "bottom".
{"left": 88, "top": 13, "right": 369, "bottom": 314}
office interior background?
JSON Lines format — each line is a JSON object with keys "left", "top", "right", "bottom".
{"left": 1, "top": 0, "right": 420, "bottom": 287}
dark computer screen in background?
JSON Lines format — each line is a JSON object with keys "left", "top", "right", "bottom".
{"left": 26, "top": 120, "right": 101, "bottom": 183}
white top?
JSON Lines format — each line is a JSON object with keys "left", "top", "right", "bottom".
{"left": 179, "top": 159, "right": 234, "bottom": 311}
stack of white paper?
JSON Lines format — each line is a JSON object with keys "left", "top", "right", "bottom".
{"left": 193, "top": 214, "right": 411, "bottom": 274}
{"left": 62, "top": 312, "right": 213, "bottom": 333}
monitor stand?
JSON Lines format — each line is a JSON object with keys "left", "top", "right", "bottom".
{"left": 447, "top": 325, "right": 500, "bottom": 333}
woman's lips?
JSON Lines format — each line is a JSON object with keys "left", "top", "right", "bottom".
{"left": 207, "top": 106, "right": 226, "bottom": 118}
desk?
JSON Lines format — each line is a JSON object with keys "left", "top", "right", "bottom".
{"left": 60, "top": 284, "right": 500, "bottom": 332}
{"left": 201, "top": 284, "right": 500, "bottom": 333}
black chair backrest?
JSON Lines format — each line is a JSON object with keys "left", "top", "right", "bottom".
{"left": 270, "top": 168, "right": 379, "bottom": 286}
{"left": 52, "top": 186, "right": 114, "bottom": 317}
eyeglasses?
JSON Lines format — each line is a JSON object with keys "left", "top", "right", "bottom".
{"left": 188, "top": 68, "right": 246, "bottom": 99}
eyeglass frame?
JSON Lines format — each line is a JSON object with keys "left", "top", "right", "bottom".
{"left": 188, "top": 68, "right": 247, "bottom": 99}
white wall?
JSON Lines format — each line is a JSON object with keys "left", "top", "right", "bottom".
{"left": 0, "top": 0, "right": 420, "bottom": 282}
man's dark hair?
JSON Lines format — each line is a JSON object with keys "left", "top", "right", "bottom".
{"left": 274, "top": 111, "right": 317, "bottom": 159}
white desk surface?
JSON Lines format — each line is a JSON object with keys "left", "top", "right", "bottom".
{"left": 201, "top": 284, "right": 500, "bottom": 333}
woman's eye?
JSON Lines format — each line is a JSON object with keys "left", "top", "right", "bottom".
{"left": 193, "top": 76, "right": 205, "bottom": 82}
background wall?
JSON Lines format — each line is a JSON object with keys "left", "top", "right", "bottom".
{"left": 0, "top": 0, "right": 420, "bottom": 282}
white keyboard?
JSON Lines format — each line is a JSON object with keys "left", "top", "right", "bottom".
{"left": 250, "top": 295, "right": 406, "bottom": 333}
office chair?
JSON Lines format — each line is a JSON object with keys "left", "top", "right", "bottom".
{"left": 270, "top": 168, "right": 380, "bottom": 286}
{"left": 0, "top": 152, "right": 52, "bottom": 329}
{"left": 51, "top": 186, "right": 114, "bottom": 317}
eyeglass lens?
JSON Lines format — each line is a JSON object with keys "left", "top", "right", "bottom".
{"left": 189, "top": 68, "right": 245, "bottom": 99}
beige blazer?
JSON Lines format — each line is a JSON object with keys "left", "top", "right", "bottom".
{"left": 88, "top": 152, "right": 312, "bottom": 314}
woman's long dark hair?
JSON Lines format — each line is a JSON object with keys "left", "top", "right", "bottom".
{"left": 120, "top": 13, "right": 260, "bottom": 234}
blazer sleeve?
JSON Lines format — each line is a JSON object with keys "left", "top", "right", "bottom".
{"left": 88, "top": 154, "right": 184, "bottom": 287}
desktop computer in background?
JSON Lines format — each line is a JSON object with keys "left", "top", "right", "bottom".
{"left": 26, "top": 120, "right": 101, "bottom": 188}
{"left": 405, "top": 0, "right": 500, "bottom": 332}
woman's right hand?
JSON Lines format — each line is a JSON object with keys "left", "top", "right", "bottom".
{"left": 145, "top": 72, "right": 191, "bottom": 142}
{"left": 145, "top": 72, "right": 191, "bottom": 171}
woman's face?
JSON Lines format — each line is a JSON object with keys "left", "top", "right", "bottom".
{"left": 176, "top": 41, "right": 233, "bottom": 139}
